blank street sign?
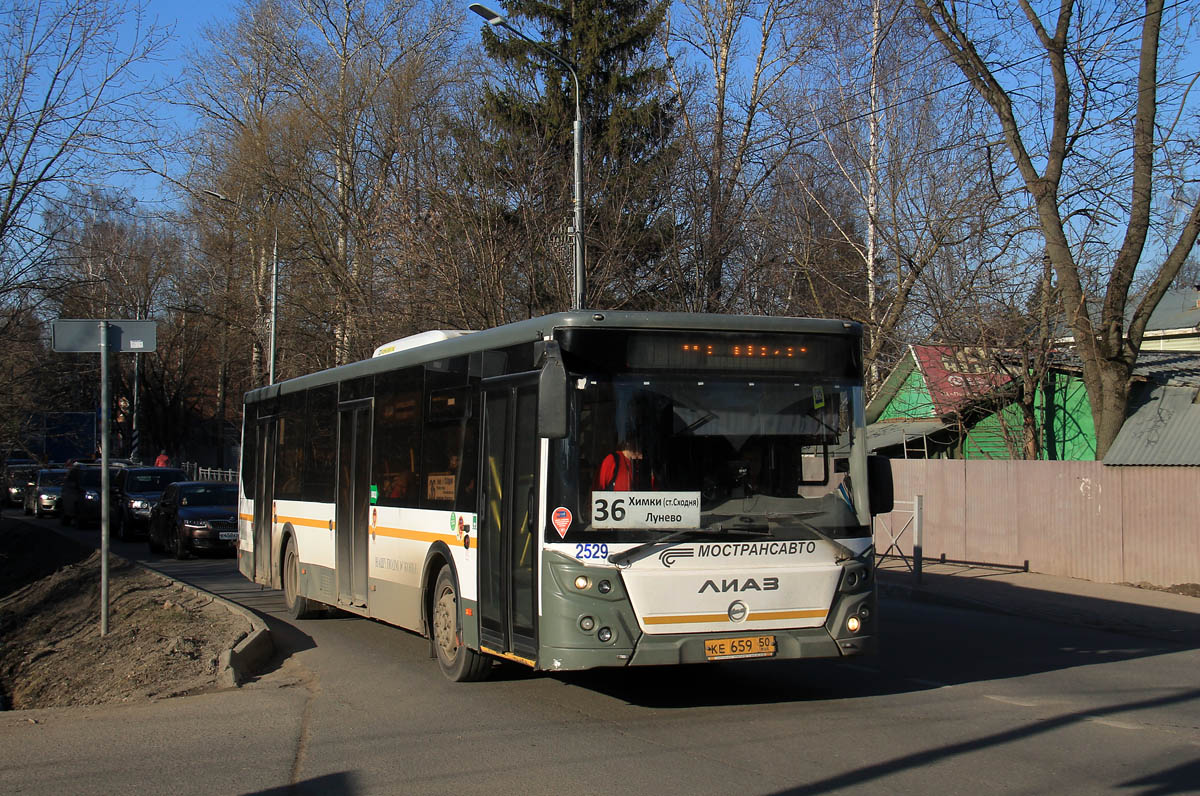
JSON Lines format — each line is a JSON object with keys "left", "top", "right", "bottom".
{"left": 52, "top": 319, "right": 158, "bottom": 353}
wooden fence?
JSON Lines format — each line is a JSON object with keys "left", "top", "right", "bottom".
{"left": 873, "top": 460, "right": 1199, "bottom": 587}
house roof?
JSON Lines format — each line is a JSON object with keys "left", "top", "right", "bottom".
{"left": 1053, "top": 287, "right": 1200, "bottom": 341}
{"left": 1044, "top": 349, "right": 1200, "bottom": 388}
{"left": 866, "top": 420, "right": 950, "bottom": 452}
{"left": 1144, "top": 288, "right": 1200, "bottom": 332}
{"left": 1104, "top": 384, "right": 1200, "bottom": 466}
{"left": 866, "top": 345, "right": 1012, "bottom": 423}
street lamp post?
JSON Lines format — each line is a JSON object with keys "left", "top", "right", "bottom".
{"left": 203, "top": 189, "right": 279, "bottom": 385}
{"left": 469, "top": 2, "right": 586, "bottom": 310}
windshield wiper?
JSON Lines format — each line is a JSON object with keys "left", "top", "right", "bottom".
{"left": 767, "top": 511, "right": 869, "bottom": 563}
{"left": 607, "top": 523, "right": 769, "bottom": 567}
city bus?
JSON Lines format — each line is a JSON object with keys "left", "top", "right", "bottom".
{"left": 237, "top": 311, "right": 892, "bottom": 681}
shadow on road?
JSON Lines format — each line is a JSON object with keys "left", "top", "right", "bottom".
{"left": 767, "top": 688, "right": 1200, "bottom": 796}
{"left": 554, "top": 593, "right": 1192, "bottom": 709}
{"left": 241, "top": 770, "right": 359, "bottom": 795}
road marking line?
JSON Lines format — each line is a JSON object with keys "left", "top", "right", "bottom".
{"left": 1087, "top": 717, "right": 1142, "bottom": 731}
{"left": 984, "top": 695, "right": 1039, "bottom": 707}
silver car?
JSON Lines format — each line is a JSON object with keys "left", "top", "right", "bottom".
{"left": 24, "top": 469, "right": 68, "bottom": 517}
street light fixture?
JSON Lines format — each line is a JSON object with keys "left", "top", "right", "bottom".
{"left": 469, "top": 2, "right": 586, "bottom": 310}
{"left": 203, "top": 189, "right": 279, "bottom": 385}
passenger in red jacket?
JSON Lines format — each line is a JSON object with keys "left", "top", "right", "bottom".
{"left": 595, "top": 439, "right": 656, "bottom": 491}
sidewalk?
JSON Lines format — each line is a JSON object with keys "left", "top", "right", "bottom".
{"left": 876, "top": 556, "right": 1200, "bottom": 646}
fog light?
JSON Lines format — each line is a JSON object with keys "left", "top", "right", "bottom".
{"left": 574, "top": 575, "right": 591, "bottom": 590}
{"left": 597, "top": 627, "right": 612, "bottom": 642}
{"left": 579, "top": 616, "right": 595, "bottom": 632}
{"left": 597, "top": 580, "right": 612, "bottom": 594}
{"left": 847, "top": 616, "right": 861, "bottom": 633}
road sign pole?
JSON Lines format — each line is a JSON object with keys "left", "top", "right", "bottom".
{"left": 99, "top": 321, "right": 110, "bottom": 636}
{"left": 52, "top": 318, "right": 157, "bottom": 638}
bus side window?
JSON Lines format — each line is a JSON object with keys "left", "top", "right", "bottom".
{"left": 374, "top": 367, "right": 423, "bottom": 508}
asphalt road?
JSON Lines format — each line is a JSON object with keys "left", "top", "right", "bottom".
{"left": 11, "top": 513, "right": 1200, "bottom": 795}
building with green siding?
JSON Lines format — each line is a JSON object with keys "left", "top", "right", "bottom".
{"left": 867, "top": 346, "right": 1200, "bottom": 462}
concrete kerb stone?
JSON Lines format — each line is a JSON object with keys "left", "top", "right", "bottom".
{"left": 143, "top": 566, "right": 274, "bottom": 688}
{"left": 114, "top": 567, "right": 274, "bottom": 688}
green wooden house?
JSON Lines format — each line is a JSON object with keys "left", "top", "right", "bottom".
{"left": 866, "top": 345, "right": 1200, "bottom": 463}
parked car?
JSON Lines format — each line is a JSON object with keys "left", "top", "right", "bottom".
{"left": 59, "top": 464, "right": 125, "bottom": 527}
{"left": 110, "top": 467, "right": 188, "bottom": 540}
{"left": 5, "top": 465, "right": 37, "bottom": 507}
{"left": 148, "top": 481, "right": 239, "bottom": 559}
{"left": 23, "top": 468, "right": 68, "bottom": 517}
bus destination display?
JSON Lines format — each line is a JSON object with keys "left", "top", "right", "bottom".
{"left": 627, "top": 332, "right": 845, "bottom": 373}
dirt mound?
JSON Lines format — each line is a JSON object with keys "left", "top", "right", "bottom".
{"left": 0, "top": 522, "right": 250, "bottom": 710}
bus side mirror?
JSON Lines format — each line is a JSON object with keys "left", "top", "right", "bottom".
{"left": 867, "top": 455, "right": 893, "bottom": 516}
{"left": 536, "top": 341, "right": 568, "bottom": 439}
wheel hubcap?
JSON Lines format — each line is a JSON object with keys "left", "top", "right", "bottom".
{"left": 434, "top": 586, "right": 458, "bottom": 661}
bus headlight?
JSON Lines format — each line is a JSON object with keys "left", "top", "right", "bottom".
{"left": 847, "top": 616, "right": 862, "bottom": 633}
{"left": 579, "top": 616, "right": 595, "bottom": 632}
{"left": 597, "top": 627, "right": 613, "bottom": 643}
{"left": 597, "top": 580, "right": 612, "bottom": 594}
{"left": 574, "top": 575, "right": 591, "bottom": 590}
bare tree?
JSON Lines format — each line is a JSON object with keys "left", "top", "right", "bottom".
{"left": 660, "top": 0, "right": 827, "bottom": 312}
{"left": 0, "top": 0, "right": 169, "bottom": 307}
{"left": 915, "top": 0, "right": 1200, "bottom": 457}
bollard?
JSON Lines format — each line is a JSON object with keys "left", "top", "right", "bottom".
{"left": 914, "top": 494, "right": 923, "bottom": 585}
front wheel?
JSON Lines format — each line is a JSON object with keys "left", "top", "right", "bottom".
{"left": 283, "top": 539, "right": 318, "bottom": 619}
{"left": 431, "top": 565, "right": 491, "bottom": 682}
{"left": 172, "top": 528, "right": 190, "bottom": 560}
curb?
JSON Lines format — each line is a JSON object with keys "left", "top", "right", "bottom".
{"left": 133, "top": 563, "right": 275, "bottom": 688}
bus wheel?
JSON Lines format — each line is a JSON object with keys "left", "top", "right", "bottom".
{"left": 283, "top": 539, "right": 317, "bottom": 620}
{"left": 432, "top": 565, "right": 491, "bottom": 682}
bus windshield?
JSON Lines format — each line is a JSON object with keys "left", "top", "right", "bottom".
{"left": 549, "top": 371, "right": 869, "bottom": 543}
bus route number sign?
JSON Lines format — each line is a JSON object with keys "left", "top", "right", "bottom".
{"left": 591, "top": 491, "right": 701, "bottom": 529}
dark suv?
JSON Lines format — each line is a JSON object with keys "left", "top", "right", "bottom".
{"left": 111, "top": 467, "right": 188, "bottom": 540}
{"left": 59, "top": 464, "right": 123, "bottom": 527}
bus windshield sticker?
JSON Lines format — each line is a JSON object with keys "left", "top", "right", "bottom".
{"left": 592, "top": 492, "right": 701, "bottom": 530}
{"left": 812, "top": 385, "right": 825, "bottom": 409}
{"left": 552, "top": 506, "right": 573, "bottom": 538}
{"left": 427, "top": 474, "right": 455, "bottom": 501}
{"left": 370, "top": 484, "right": 378, "bottom": 505}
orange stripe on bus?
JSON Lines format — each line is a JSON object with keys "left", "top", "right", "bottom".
{"left": 643, "top": 608, "right": 828, "bottom": 625}
{"left": 277, "top": 515, "right": 333, "bottom": 529}
{"left": 749, "top": 609, "right": 828, "bottom": 621}
{"left": 373, "top": 525, "right": 473, "bottom": 550}
{"left": 643, "top": 613, "right": 730, "bottom": 625}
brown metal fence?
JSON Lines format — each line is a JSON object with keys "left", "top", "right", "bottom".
{"left": 874, "top": 460, "right": 1200, "bottom": 587}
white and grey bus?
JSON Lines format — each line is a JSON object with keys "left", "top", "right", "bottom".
{"left": 237, "top": 311, "right": 892, "bottom": 680}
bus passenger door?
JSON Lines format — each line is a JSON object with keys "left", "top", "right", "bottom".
{"left": 252, "top": 416, "right": 277, "bottom": 584}
{"left": 478, "top": 377, "right": 539, "bottom": 662}
{"left": 336, "top": 399, "right": 373, "bottom": 607}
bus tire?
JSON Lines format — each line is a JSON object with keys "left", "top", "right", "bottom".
{"left": 432, "top": 565, "right": 491, "bottom": 682}
{"left": 283, "top": 538, "right": 317, "bottom": 620}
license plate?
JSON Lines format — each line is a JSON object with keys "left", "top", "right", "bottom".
{"left": 704, "top": 635, "right": 776, "bottom": 660}
{"left": 219, "top": 531, "right": 238, "bottom": 541}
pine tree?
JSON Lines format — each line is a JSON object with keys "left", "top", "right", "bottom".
{"left": 478, "top": 0, "right": 678, "bottom": 312}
